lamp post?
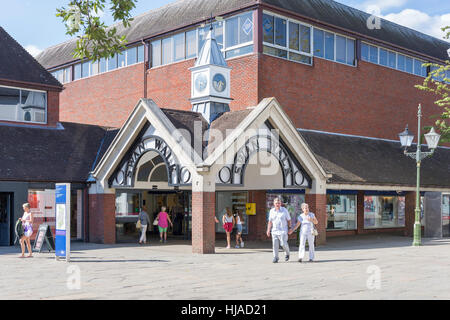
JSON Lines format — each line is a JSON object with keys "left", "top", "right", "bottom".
{"left": 398, "top": 104, "right": 441, "bottom": 246}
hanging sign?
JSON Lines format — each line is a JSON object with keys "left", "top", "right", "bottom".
{"left": 55, "top": 183, "right": 70, "bottom": 262}
{"left": 246, "top": 203, "right": 256, "bottom": 215}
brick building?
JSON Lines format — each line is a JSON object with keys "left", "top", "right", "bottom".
{"left": 31, "top": 0, "right": 450, "bottom": 252}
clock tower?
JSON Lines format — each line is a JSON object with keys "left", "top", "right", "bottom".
{"left": 190, "top": 27, "right": 232, "bottom": 124}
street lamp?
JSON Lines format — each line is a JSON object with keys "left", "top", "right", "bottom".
{"left": 398, "top": 104, "right": 441, "bottom": 246}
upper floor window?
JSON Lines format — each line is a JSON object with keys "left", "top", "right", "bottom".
{"left": 150, "top": 11, "right": 254, "bottom": 68}
{"left": 361, "top": 42, "right": 427, "bottom": 77}
{"left": 0, "top": 85, "right": 47, "bottom": 124}
{"left": 263, "top": 12, "right": 313, "bottom": 65}
{"left": 313, "top": 28, "right": 356, "bottom": 66}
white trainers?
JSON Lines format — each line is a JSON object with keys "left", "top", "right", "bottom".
{"left": 235, "top": 245, "right": 240, "bottom": 248}
{"left": 240, "top": 241, "right": 244, "bottom": 248}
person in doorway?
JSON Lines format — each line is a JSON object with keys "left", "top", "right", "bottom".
{"left": 266, "top": 197, "right": 291, "bottom": 263}
{"left": 222, "top": 207, "right": 235, "bottom": 249}
{"left": 289, "top": 203, "right": 318, "bottom": 262}
{"left": 19, "top": 203, "right": 33, "bottom": 258}
{"left": 138, "top": 206, "right": 150, "bottom": 245}
{"left": 157, "top": 206, "right": 173, "bottom": 243}
{"left": 234, "top": 210, "right": 244, "bottom": 248}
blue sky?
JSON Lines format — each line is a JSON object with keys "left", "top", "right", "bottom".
{"left": 1, "top": 0, "right": 449, "bottom": 57}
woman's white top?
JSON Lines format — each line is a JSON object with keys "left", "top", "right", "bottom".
{"left": 298, "top": 212, "right": 316, "bottom": 234}
{"left": 236, "top": 215, "right": 242, "bottom": 225}
{"left": 224, "top": 215, "right": 233, "bottom": 223}
{"left": 22, "top": 211, "right": 32, "bottom": 224}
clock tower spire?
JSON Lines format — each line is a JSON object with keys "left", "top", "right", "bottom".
{"left": 190, "top": 24, "right": 232, "bottom": 124}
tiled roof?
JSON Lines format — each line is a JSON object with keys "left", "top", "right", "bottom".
{"left": 0, "top": 27, "right": 62, "bottom": 88}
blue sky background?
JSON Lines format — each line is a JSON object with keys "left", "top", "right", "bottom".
{"left": 1, "top": 0, "right": 449, "bottom": 57}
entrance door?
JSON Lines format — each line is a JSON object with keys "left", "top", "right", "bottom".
{"left": 0, "top": 193, "right": 12, "bottom": 246}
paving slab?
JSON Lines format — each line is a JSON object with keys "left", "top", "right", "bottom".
{"left": 1, "top": 235, "right": 450, "bottom": 300}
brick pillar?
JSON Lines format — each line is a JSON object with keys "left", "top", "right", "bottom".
{"left": 88, "top": 193, "right": 116, "bottom": 244}
{"left": 305, "top": 193, "right": 327, "bottom": 245}
{"left": 404, "top": 191, "right": 415, "bottom": 236}
{"left": 357, "top": 191, "right": 365, "bottom": 234}
{"left": 191, "top": 191, "right": 216, "bottom": 254}
{"left": 248, "top": 190, "right": 267, "bottom": 241}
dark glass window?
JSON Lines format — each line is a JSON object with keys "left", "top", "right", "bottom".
{"left": 369, "top": 45, "right": 378, "bottom": 63}
{"left": 388, "top": 51, "right": 396, "bottom": 68}
{"left": 405, "top": 56, "right": 413, "bottom": 73}
{"left": 324, "top": 31, "right": 334, "bottom": 60}
{"left": 379, "top": 48, "right": 388, "bottom": 66}
{"left": 300, "top": 25, "right": 310, "bottom": 53}
{"left": 346, "top": 38, "right": 355, "bottom": 65}
{"left": 361, "top": 43, "right": 369, "bottom": 61}
{"left": 289, "top": 21, "right": 299, "bottom": 51}
{"left": 397, "top": 54, "right": 405, "bottom": 71}
{"left": 263, "top": 45, "right": 287, "bottom": 59}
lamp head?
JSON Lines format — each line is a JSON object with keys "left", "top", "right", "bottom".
{"left": 424, "top": 127, "right": 441, "bottom": 150}
{"left": 398, "top": 125, "right": 414, "bottom": 147}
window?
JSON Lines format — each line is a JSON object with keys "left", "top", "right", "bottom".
{"left": 336, "top": 35, "right": 346, "bottom": 63}
{"left": 443, "top": 194, "right": 450, "bottom": 237}
{"left": 108, "top": 53, "right": 117, "bottom": 71}
{"left": 414, "top": 59, "right": 426, "bottom": 77}
{"left": 266, "top": 193, "right": 305, "bottom": 230}
{"left": 126, "top": 46, "right": 137, "bottom": 65}
{"left": 226, "top": 12, "right": 253, "bottom": 49}
{"left": 397, "top": 54, "right": 405, "bottom": 71}
{"left": 81, "top": 61, "right": 90, "bottom": 78}
{"left": 369, "top": 44, "right": 378, "bottom": 64}
{"left": 0, "top": 85, "right": 47, "bottom": 123}
{"left": 91, "top": 60, "right": 99, "bottom": 76}
{"left": 226, "top": 45, "right": 254, "bottom": 59}
{"left": 151, "top": 40, "right": 161, "bottom": 67}
{"left": 99, "top": 57, "right": 107, "bottom": 73}
{"left": 118, "top": 51, "right": 126, "bottom": 68}
{"left": 364, "top": 195, "right": 405, "bottom": 229}
{"left": 198, "top": 21, "right": 224, "bottom": 51}
{"left": 74, "top": 63, "right": 81, "bottom": 80}
{"left": 324, "top": 31, "right": 334, "bottom": 61}
{"left": 327, "top": 194, "right": 357, "bottom": 230}
{"left": 264, "top": 12, "right": 312, "bottom": 65}
{"left": 313, "top": 29, "right": 324, "bottom": 58}
{"left": 346, "top": 38, "right": 355, "bottom": 65}
{"left": 162, "top": 37, "right": 172, "bottom": 65}
{"left": 137, "top": 45, "right": 145, "bottom": 63}
{"left": 361, "top": 42, "right": 369, "bottom": 61}
{"left": 388, "top": 51, "right": 396, "bottom": 69}
{"left": 63, "top": 67, "right": 72, "bottom": 83}
{"left": 173, "top": 33, "right": 185, "bottom": 62}
{"left": 405, "top": 56, "right": 413, "bottom": 74}
{"left": 216, "top": 192, "right": 248, "bottom": 234}
{"left": 186, "top": 29, "right": 197, "bottom": 59}
{"left": 379, "top": 48, "right": 388, "bottom": 66}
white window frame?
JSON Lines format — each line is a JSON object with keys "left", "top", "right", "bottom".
{"left": 313, "top": 26, "right": 357, "bottom": 67}
{"left": 263, "top": 10, "right": 313, "bottom": 66}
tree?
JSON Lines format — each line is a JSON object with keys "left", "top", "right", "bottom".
{"left": 56, "top": 0, "right": 138, "bottom": 62}
{"left": 415, "top": 26, "right": 450, "bottom": 143}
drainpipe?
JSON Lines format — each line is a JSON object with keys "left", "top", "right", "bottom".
{"left": 141, "top": 39, "right": 148, "bottom": 99}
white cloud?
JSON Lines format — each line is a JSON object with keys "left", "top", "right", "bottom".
{"left": 24, "top": 45, "right": 42, "bottom": 57}
{"left": 360, "top": 0, "right": 407, "bottom": 12}
{"left": 382, "top": 9, "right": 450, "bottom": 39}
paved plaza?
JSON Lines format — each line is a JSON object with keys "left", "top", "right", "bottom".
{"left": 1, "top": 234, "right": 450, "bottom": 300}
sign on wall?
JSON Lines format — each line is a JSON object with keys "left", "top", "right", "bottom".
{"left": 55, "top": 183, "right": 70, "bottom": 262}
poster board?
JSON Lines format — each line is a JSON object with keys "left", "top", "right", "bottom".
{"left": 55, "top": 183, "right": 70, "bottom": 262}
{"left": 33, "top": 224, "right": 55, "bottom": 253}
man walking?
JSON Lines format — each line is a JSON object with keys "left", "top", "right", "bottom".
{"left": 266, "top": 197, "right": 291, "bottom": 263}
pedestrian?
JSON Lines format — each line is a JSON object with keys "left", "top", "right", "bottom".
{"left": 157, "top": 206, "right": 173, "bottom": 243}
{"left": 289, "top": 203, "right": 318, "bottom": 262}
{"left": 266, "top": 197, "right": 291, "bottom": 263}
{"left": 222, "top": 207, "right": 235, "bottom": 249}
{"left": 234, "top": 210, "right": 244, "bottom": 248}
{"left": 138, "top": 206, "right": 150, "bottom": 244}
{"left": 19, "top": 203, "right": 33, "bottom": 258}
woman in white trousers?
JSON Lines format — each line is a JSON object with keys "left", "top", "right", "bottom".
{"left": 289, "top": 203, "right": 318, "bottom": 262}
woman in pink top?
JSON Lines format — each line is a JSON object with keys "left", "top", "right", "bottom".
{"left": 157, "top": 206, "right": 173, "bottom": 243}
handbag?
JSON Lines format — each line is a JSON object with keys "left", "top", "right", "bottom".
{"left": 153, "top": 218, "right": 159, "bottom": 226}
{"left": 136, "top": 219, "right": 142, "bottom": 229}
{"left": 312, "top": 226, "right": 318, "bottom": 236}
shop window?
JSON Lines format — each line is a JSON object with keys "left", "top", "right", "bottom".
{"left": 364, "top": 196, "right": 405, "bottom": 229}
{"left": 442, "top": 195, "right": 450, "bottom": 237}
{"left": 216, "top": 192, "right": 248, "bottom": 234}
{"left": 326, "top": 194, "right": 357, "bottom": 230}
{"left": 115, "top": 191, "right": 141, "bottom": 217}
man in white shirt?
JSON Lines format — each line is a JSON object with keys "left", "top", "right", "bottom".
{"left": 266, "top": 197, "right": 291, "bottom": 263}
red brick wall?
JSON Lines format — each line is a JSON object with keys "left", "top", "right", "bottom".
{"left": 191, "top": 191, "right": 216, "bottom": 254}
{"left": 259, "top": 55, "right": 441, "bottom": 141}
{"left": 88, "top": 193, "right": 116, "bottom": 244}
{"left": 247, "top": 190, "right": 268, "bottom": 241}
{"left": 305, "top": 193, "right": 327, "bottom": 245}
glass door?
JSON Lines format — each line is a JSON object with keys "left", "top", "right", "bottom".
{"left": 0, "top": 193, "right": 12, "bottom": 246}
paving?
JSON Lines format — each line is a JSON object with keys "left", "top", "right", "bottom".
{"left": 1, "top": 234, "right": 450, "bottom": 300}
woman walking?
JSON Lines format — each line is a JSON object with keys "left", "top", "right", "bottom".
{"left": 157, "top": 206, "right": 172, "bottom": 243}
{"left": 289, "top": 203, "right": 318, "bottom": 262}
{"left": 234, "top": 210, "right": 244, "bottom": 248}
{"left": 19, "top": 203, "right": 33, "bottom": 258}
{"left": 222, "top": 207, "right": 235, "bottom": 249}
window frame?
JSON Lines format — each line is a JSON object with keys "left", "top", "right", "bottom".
{"left": 263, "top": 10, "right": 313, "bottom": 66}
{"left": 313, "top": 26, "right": 357, "bottom": 67}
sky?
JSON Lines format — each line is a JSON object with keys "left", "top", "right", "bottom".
{"left": 0, "top": 0, "right": 449, "bottom": 57}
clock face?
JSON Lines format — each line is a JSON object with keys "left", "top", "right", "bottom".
{"left": 194, "top": 73, "right": 207, "bottom": 93}
{"left": 212, "top": 73, "right": 226, "bottom": 93}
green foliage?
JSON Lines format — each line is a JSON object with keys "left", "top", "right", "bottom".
{"left": 415, "top": 25, "right": 450, "bottom": 143}
{"left": 56, "top": 0, "right": 137, "bottom": 62}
